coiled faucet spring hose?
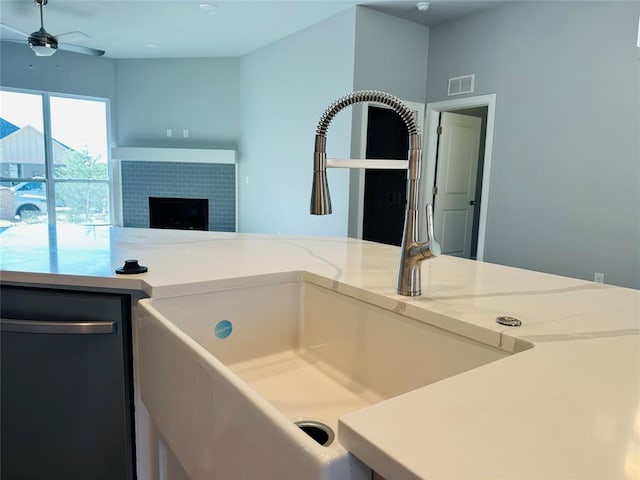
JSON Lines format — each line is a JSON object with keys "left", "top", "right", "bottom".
{"left": 315, "top": 90, "right": 420, "bottom": 138}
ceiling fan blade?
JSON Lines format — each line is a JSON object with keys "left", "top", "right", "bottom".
{"left": 0, "top": 23, "right": 30, "bottom": 38}
{"left": 1, "top": 39, "right": 29, "bottom": 48}
{"left": 58, "top": 43, "right": 105, "bottom": 57}
{"left": 55, "top": 31, "right": 89, "bottom": 43}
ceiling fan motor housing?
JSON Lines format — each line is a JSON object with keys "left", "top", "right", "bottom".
{"left": 29, "top": 28, "right": 58, "bottom": 55}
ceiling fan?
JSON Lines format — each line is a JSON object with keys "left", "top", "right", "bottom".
{"left": 0, "top": 0, "right": 105, "bottom": 57}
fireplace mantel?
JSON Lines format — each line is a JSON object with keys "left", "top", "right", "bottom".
{"left": 111, "top": 147, "right": 236, "bottom": 164}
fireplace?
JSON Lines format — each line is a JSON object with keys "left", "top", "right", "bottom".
{"left": 149, "top": 197, "right": 209, "bottom": 231}
{"left": 120, "top": 159, "right": 235, "bottom": 232}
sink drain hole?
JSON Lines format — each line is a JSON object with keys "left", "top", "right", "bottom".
{"left": 295, "top": 420, "right": 334, "bottom": 446}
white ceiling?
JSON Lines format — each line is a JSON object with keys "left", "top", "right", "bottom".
{"left": 0, "top": 0, "right": 503, "bottom": 59}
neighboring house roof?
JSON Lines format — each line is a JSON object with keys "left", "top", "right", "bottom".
{"left": 0, "top": 124, "right": 73, "bottom": 165}
{"left": 0, "top": 118, "right": 19, "bottom": 139}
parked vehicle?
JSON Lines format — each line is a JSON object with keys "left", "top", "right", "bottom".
{"left": 10, "top": 181, "right": 101, "bottom": 222}
{"left": 13, "top": 182, "right": 47, "bottom": 219}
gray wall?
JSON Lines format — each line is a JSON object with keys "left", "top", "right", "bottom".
{"left": 348, "top": 7, "right": 430, "bottom": 237}
{"left": 238, "top": 8, "right": 356, "bottom": 236}
{"left": 0, "top": 41, "right": 116, "bottom": 100}
{"left": 427, "top": 1, "right": 640, "bottom": 289}
{"left": 5, "top": 2, "right": 637, "bottom": 289}
{"left": 115, "top": 58, "right": 240, "bottom": 149}
{"left": 352, "top": 7, "right": 429, "bottom": 103}
{"left": 0, "top": 43, "right": 241, "bottom": 151}
{"left": 0, "top": 41, "right": 117, "bottom": 145}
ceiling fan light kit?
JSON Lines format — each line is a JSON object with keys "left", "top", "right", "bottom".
{"left": 29, "top": 44, "right": 57, "bottom": 56}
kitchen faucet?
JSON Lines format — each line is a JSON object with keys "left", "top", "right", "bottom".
{"left": 311, "top": 90, "right": 440, "bottom": 297}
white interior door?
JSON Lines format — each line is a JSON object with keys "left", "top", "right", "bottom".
{"left": 433, "top": 112, "right": 482, "bottom": 257}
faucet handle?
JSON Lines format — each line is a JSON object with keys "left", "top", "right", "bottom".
{"left": 425, "top": 204, "right": 441, "bottom": 256}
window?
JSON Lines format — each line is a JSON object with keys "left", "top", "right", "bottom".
{"left": 0, "top": 88, "right": 111, "bottom": 227}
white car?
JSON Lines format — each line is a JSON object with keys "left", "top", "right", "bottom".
{"left": 13, "top": 182, "right": 47, "bottom": 219}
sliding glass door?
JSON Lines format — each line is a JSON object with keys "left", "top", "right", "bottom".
{"left": 0, "top": 88, "right": 111, "bottom": 227}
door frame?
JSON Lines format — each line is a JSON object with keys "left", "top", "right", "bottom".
{"left": 422, "top": 93, "right": 496, "bottom": 261}
{"left": 352, "top": 100, "right": 425, "bottom": 240}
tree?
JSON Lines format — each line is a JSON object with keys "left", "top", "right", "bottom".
{"left": 55, "top": 149, "right": 108, "bottom": 224}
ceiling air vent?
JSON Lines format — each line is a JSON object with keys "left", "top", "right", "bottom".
{"left": 448, "top": 74, "right": 475, "bottom": 96}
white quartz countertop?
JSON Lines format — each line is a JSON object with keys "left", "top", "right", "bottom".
{"left": 2, "top": 224, "right": 639, "bottom": 479}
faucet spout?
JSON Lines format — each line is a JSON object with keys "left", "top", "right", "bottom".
{"left": 311, "top": 90, "right": 440, "bottom": 296}
{"left": 311, "top": 135, "right": 331, "bottom": 215}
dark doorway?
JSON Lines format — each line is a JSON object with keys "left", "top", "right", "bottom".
{"left": 149, "top": 197, "right": 209, "bottom": 231}
{"left": 362, "top": 106, "right": 408, "bottom": 246}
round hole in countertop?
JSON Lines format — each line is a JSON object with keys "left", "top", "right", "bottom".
{"left": 295, "top": 420, "right": 334, "bottom": 446}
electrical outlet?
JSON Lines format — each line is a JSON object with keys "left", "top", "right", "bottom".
{"left": 183, "top": 129, "right": 189, "bottom": 138}
{"left": 166, "top": 129, "right": 172, "bottom": 137}
{"left": 594, "top": 272, "right": 604, "bottom": 283}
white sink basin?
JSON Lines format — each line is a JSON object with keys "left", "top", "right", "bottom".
{"left": 136, "top": 273, "right": 530, "bottom": 480}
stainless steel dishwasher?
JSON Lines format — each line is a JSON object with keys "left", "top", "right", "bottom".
{"left": 1, "top": 285, "right": 137, "bottom": 480}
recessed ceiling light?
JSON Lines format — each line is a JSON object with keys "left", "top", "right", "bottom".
{"left": 416, "top": 2, "right": 430, "bottom": 11}
{"left": 199, "top": 3, "right": 218, "bottom": 15}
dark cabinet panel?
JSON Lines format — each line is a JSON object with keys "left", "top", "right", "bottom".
{"left": 1, "top": 286, "right": 136, "bottom": 480}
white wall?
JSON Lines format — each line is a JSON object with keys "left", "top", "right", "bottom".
{"left": 115, "top": 58, "right": 240, "bottom": 149}
{"left": 238, "top": 8, "right": 356, "bottom": 236}
{"left": 427, "top": 1, "right": 640, "bottom": 289}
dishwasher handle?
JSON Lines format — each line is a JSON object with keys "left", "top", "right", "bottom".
{"left": 0, "top": 318, "right": 117, "bottom": 335}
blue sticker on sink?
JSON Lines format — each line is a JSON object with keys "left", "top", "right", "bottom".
{"left": 215, "top": 320, "right": 233, "bottom": 339}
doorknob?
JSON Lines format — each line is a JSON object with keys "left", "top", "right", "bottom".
{"left": 469, "top": 200, "right": 477, "bottom": 206}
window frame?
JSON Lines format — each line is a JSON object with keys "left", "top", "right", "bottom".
{"left": 0, "top": 86, "right": 114, "bottom": 226}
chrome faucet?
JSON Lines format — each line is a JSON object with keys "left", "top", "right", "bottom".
{"left": 311, "top": 90, "right": 440, "bottom": 297}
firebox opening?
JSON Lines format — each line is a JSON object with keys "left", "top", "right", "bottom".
{"left": 149, "top": 197, "right": 209, "bottom": 231}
